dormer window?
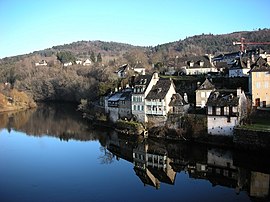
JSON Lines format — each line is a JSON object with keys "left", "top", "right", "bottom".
{"left": 199, "top": 60, "right": 204, "bottom": 67}
{"left": 190, "top": 61, "right": 194, "bottom": 67}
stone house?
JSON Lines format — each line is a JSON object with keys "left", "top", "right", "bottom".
{"left": 169, "top": 93, "right": 189, "bottom": 114}
{"left": 206, "top": 88, "right": 247, "bottom": 136}
{"left": 196, "top": 78, "right": 215, "bottom": 108}
{"left": 105, "top": 88, "right": 132, "bottom": 122}
{"left": 249, "top": 57, "right": 270, "bottom": 108}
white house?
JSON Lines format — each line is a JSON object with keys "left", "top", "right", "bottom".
{"left": 229, "top": 58, "right": 251, "bottom": 77}
{"left": 116, "top": 64, "right": 129, "bottom": 78}
{"left": 195, "top": 78, "right": 215, "bottom": 108}
{"left": 83, "top": 59, "right": 92, "bottom": 66}
{"left": 75, "top": 60, "right": 82, "bottom": 65}
{"left": 145, "top": 79, "right": 176, "bottom": 116}
{"left": 35, "top": 60, "right": 47, "bottom": 66}
{"left": 206, "top": 88, "right": 247, "bottom": 136}
{"left": 63, "top": 62, "right": 73, "bottom": 67}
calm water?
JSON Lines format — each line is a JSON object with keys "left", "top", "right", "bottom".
{"left": 0, "top": 103, "right": 269, "bottom": 202}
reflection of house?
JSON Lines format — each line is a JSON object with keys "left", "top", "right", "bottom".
{"left": 83, "top": 59, "right": 92, "bottom": 66}
{"left": 250, "top": 171, "right": 270, "bottom": 198}
{"left": 249, "top": 57, "right": 270, "bottom": 108}
{"left": 131, "top": 73, "right": 159, "bottom": 122}
{"left": 196, "top": 78, "right": 215, "bottom": 108}
{"left": 105, "top": 88, "right": 132, "bottom": 122}
{"left": 169, "top": 93, "right": 189, "bottom": 114}
{"left": 207, "top": 88, "right": 247, "bottom": 136}
{"left": 145, "top": 79, "right": 176, "bottom": 116}
{"left": 35, "top": 60, "right": 47, "bottom": 66}
{"left": 229, "top": 58, "right": 251, "bottom": 77}
{"left": 133, "top": 141, "right": 176, "bottom": 189}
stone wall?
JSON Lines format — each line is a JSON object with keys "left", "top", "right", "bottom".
{"left": 233, "top": 128, "right": 270, "bottom": 151}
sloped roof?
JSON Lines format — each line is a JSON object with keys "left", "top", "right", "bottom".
{"left": 169, "top": 93, "right": 188, "bottom": 106}
{"left": 134, "top": 74, "right": 152, "bottom": 86}
{"left": 177, "top": 55, "right": 212, "bottom": 68}
{"left": 197, "top": 78, "right": 215, "bottom": 90}
{"left": 250, "top": 57, "right": 270, "bottom": 72}
{"left": 146, "top": 79, "right": 172, "bottom": 100}
{"left": 207, "top": 89, "right": 239, "bottom": 107}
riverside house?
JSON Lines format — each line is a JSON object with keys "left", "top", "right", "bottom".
{"left": 206, "top": 88, "right": 247, "bottom": 136}
{"left": 196, "top": 78, "right": 215, "bottom": 108}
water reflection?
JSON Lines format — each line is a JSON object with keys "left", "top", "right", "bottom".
{"left": 106, "top": 132, "right": 270, "bottom": 200}
{"left": 0, "top": 104, "right": 269, "bottom": 201}
{"left": 0, "top": 103, "right": 107, "bottom": 143}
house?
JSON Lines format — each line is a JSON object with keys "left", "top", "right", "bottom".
{"left": 249, "top": 57, "right": 270, "bottom": 108}
{"left": 63, "top": 62, "right": 73, "bottom": 67}
{"left": 196, "top": 78, "right": 215, "bottom": 108}
{"left": 83, "top": 59, "right": 92, "bottom": 66}
{"left": 131, "top": 73, "right": 159, "bottom": 122}
{"left": 35, "top": 60, "right": 47, "bottom": 66}
{"left": 213, "top": 52, "right": 241, "bottom": 64}
{"left": 180, "top": 55, "right": 217, "bottom": 75}
{"left": 116, "top": 64, "right": 130, "bottom": 78}
{"left": 75, "top": 60, "right": 82, "bottom": 65}
{"left": 145, "top": 79, "right": 176, "bottom": 116}
{"left": 206, "top": 88, "right": 247, "bottom": 136}
{"left": 105, "top": 88, "right": 132, "bottom": 122}
{"left": 133, "top": 62, "right": 145, "bottom": 75}
{"left": 228, "top": 58, "right": 251, "bottom": 77}
{"left": 169, "top": 93, "right": 189, "bottom": 114}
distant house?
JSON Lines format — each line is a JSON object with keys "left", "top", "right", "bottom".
{"left": 131, "top": 73, "right": 159, "bottom": 122}
{"left": 249, "top": 57, "right": 270, "bottom": 108}
{"left": 213, "top": 52, "right": 241, "bottom": 64}
{"left": 116, "top": 64, "right": 130, "bottom": 78}
{"left": 83, "top": 59, "right": 92, "bottom": 66}
{"left": 180, "top": 55, "right": 217, "bottom": 75}
{"left": 35, "top": 60, "right": 47, "bottom": 66}
{"left": 63, "top": 62, "right": 73, "bottom": 67}
{"left": 169, "top": 93, "right": 189, "bottom": 114}
{"left": 145, "top": 79, "right": 176, "bottom": 116}
{"left": 133, "top": 63, "right": 145, "bottom": 75}
{"left": 229, "top": 58, "right": 251, "bottom": 77}
{"left": 196, "top": 78, "right": 215, "bottom": 108}
{"left": 206, "top": 88, "right": 247, "bottom": 136}
{"left": 75, "top": 60, "right": 82, "bottom": 65}
{"left": 105, "top": 88, "right": 132, "bottom": 122}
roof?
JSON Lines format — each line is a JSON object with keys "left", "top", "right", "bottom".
{"left": 197, "top": 78, "right": 215, "bottom": 90}
{"left": 177, "top": 55, "right": 212, "bottom": 69}
{"left": 207, "top": 89, "right": 240, "bottom": 107}
{"left": 134, "top": 74, "right": 152, "bottom": 86}
{"left": 250, "top": 57, "right": 270, "bottom": 72}
{"left": 169, "top": 93, "right": 187, "bottom": 106}
{"left": 146, "top": 79, "right": 172, "bottom": 100}
{"left": 108, "top": 89, "right": 132, "bottom": 102}
{"left": 117, "top": 64, "right": 129, "bottom": 73}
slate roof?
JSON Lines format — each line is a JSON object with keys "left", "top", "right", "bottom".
{"left": 207, "top": 89, "right": 239, "bottom": 107}
{"left": 169, "top": 93, "right": 187, "bottom": 106}
{"left": 250, "top": 57, "right": 270, "bottom": 72}
{"left": 197, "top": 78, "right": 215, "bottom": 90}
{"left": 146, "top": 79, "right": 172, "bottom": 100}
{"left": 177, "top": 55, "right": 212, "bottom": 68}
{"left": 134, "top": 74, "right": 152, "bottom": 86}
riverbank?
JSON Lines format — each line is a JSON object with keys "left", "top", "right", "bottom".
{"left": 0, "top": 88, "right": 36, "bottom": 113}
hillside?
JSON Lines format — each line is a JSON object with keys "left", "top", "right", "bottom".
{"left": 0, "top": 29, "right": 269, "bottom": 103}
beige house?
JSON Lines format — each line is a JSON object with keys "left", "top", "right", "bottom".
{"left": 196, "top": 78, "right": 215, "bottom": 108}
{"left": 249, "top": 57, "right": 270, "bottom": 108}
{"left": 35, "top": 60, "right": 47, "bottom": 66}
{"left": 207, "top": 89, "right": 247, "bottom": 136}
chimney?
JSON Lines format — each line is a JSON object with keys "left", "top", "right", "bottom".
{"left": 251, "top": 54, "right": 255, "bottom": 63}
{"left": 184, "top": 93, "right": 188, "bottom": 103}
{"left": 247, "top": 59, "right": 251, "bottom": 69}
{"left": 237, "top": 87, "right": 242, "bottom": 97}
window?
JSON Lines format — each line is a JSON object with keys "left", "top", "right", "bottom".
{"left": 141, "top": 105, "right": 144, "bottom": 111}
{"left": 201, "top": 92, "right": 205, "bottom": 98}
{"left": 137, "top": 105, "right": 140, "bottom": 111}
{"left": 265, "top": 82, "right": 269, "bottom": 88}
{"left": 256, "top": 72, "right": 260, "bottom": 78}
{"left": 133, "top": 105, "right": 136, "bottom": 111}
{"left": 256, "top": 82, "right": 260, "bottom": 89}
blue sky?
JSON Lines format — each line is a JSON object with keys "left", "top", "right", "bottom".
{"left": 0, "top": 0, "right": 269, "bottom": 58}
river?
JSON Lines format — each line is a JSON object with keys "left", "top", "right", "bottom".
{"left": 0, "top": 103, "right": 269, "bottom": 202}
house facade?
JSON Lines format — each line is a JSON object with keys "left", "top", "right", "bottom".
{"left": 196, "top": 78, "right": 215, "bottom": 108}
{"left": 145, "top": 79, "right": 176, "bottom": 116}
{"left": 131, "top": 73, "right": 159, "bottom": 122}
{"left": 229, "top": 58, "right": 251, "bottom": 77}
{"left": 35, "top": 60, "right": 47, "bottom": 66}
{"left": 169, "top": 93, "right": 189, "bottom": 114}
{"left": 207, "top": 88, "right": 247, "bottom": 136}
{"left": 249, "top": 57, "right": 270, "bottom": 108}
{"left": 83, "top": 59, "right": 92, "bottom": 66}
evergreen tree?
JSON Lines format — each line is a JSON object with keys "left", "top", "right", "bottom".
{"left": 90, "top": 51, "right": 95, "bottom": 62}
{"left": 97, "top": 53, "right": 102, "bottom": 63}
